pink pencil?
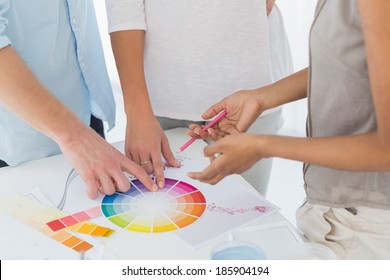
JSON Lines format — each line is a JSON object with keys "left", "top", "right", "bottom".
{"left": 177, "top": 109, "right": 228, "bottom": 153}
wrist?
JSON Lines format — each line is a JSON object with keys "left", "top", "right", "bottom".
{"left": 124, "top": 104, "right": 155, "bottom": 122}
{"left": 254, "top": 84, "right": 277, "bottom": 112}
{"left": 122, "top": 87, "right": 154, "bottom": 118}
{"left": 51, "top": 111, "right": 91, "bottom": 149}
{"left": 254, "top": 134, "right": 272, "bottom": 159}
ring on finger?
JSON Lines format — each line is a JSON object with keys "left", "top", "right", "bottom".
{"left": 140, "top": 160, "right": 152, "bottom": 165}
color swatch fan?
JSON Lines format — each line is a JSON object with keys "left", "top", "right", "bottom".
{"left": 101, "top": 178, "right": 206, "bottom": 233}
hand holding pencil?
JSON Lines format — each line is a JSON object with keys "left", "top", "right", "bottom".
{"left": 184, "top": 89, "right": 267, "bottom": 146}
{"left": 178, "top": 109, "right": 228, "bottom": 153}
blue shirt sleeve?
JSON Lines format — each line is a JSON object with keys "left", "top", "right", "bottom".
{"left": 0, "top": 0, "right": 11, "bottom": 49}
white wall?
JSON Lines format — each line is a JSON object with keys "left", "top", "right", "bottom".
{"left": 276, "top": 0, "right": 317, "bottom": 136}
{"left": 93, "top": 0, "right": 318, "bottom": 141}
{"left": 278, "top": 0, "right": 317, "bottom": 71}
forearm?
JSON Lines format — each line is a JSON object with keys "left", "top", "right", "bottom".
{"left": 256, "top": 68, "right": 308, "bottom": 110}
{"left": 0, "top": 46, "right": 86, "bottom": 146}
{"left": 266, "top": 0, "right": 276, "bottom": 15}
{"left": 0, "top": 46, "right": 158, "bottom": 197}
{"left": 357, "top": 0, "right": 390, "bottom": 142}
{"left": 110, "top": 30, "right": 154, "bottom": 118}
{"left": 259, "top": 131, "right": 390, "bottom": 172}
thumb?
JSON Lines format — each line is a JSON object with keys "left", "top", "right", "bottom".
{"left": 161, "top": 137, "right": 180, "bottom": 167}
{"left": 202, "top": 102, "right": 226, "bottom": 120}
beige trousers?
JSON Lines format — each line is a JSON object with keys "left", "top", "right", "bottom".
{"left": 296, "top": 201, "right": 390, "bottom": 259}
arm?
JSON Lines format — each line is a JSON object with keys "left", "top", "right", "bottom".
{"left": 188, "top": 1, "right": 390, "bottom": 184}
{"left": 266, "top": 0, "right": 276, "bottom": 15}
{"left": 0, "top": 46, "right": 157, "bottom": 197}
{"left": 110, "top": 30, "right": 180, "bottom": 189}
{"left": 187, "top": 68, "right": 308, "bottom": 140}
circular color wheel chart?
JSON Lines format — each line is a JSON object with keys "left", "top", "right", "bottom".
{"left": 101, "top": 178, "right": 207, "bottom": 233}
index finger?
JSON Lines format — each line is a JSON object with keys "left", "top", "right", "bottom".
{"left": 151, "top": 155, "right": 165, "bottom": 189}
{"left": 120, "top": 157, "right": 158, "bottom": 192}
{"left": 187, "top": 124, "right": 211, "bottom": 139}
{"left": 187, "top": 163, "right": 219, "bottom": 183}
{"left": 203, "top": 142, "right": 223, "bottom": 158}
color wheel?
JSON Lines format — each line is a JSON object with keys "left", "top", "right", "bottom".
{"left": 101, "top": 178, "right": 207, "bottom": 233}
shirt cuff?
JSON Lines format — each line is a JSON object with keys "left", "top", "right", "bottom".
{"left": 0, "top": 34, "right": 10, "bottom": 49}
{"left": 108, "top": 22, "right": 147, "bottom": 34}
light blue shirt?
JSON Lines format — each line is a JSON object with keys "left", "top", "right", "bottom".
{"left": 0, "top": 0, "right": 115, "bottom": 166}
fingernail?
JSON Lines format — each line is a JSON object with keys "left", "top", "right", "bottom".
{"left": 158, "top": 181, "right": 164, "bottom": 189}
{"left": 152, "top": 184, "right": 158, "bottom": 192}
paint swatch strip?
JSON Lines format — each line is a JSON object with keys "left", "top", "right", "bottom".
{"left": 66, "top": 221, "right": 115, "bottom": 237}
{"left": 50, "top": 228, "right": 93, "bottom": 252}
{"left": 23, "top": 217, "right": 93, "bottom": 253}
{"left": 46, "top": 206, "right": 102, "bottom": 231}
{"left": 1, "top": 194, "right": 94, "bottom": 253}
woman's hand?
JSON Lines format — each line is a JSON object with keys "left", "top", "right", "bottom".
{"left": 186, "top": 89, "right": 266, "bottom": 141}
{"left": 187, "top": 133, "right": 264, "bottom": 184}
{"left": 125, "top": 114, "right": 180, "bottom": 189}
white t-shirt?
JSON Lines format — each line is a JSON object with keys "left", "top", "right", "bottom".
{"left": 106, "top": 0, "right": 292, "bottom": 120}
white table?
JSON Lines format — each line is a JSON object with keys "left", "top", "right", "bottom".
{"left": 0, "top": 128, "right": 303, "bottom": 260}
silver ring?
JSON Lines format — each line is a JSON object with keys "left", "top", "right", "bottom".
{"left": 140, "top": 160, "right": 152, "bottom": 165}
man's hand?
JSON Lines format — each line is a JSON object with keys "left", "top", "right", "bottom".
{"left": 59, "top": 124, "right": 158, "bottom": 199}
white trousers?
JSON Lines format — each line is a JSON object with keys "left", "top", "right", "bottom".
{"left": 296, "top": 201, "right": 390, "bottom": 259}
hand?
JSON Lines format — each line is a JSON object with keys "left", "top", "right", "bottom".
{"left": 186, "top": 89, "right": 265, "bottom": 141}
{"left": 266, "top": 0, "right": 276, "bottom": 15}
{"left": 125, "top": 115, "right": 180, "bottom": 188}
{"left": 59, "top": 126, "right": 158, "bottom": 199}
{"left": 187, "top": 133, "right": 264, "bottom": 184}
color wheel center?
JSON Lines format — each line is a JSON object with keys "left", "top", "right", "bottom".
{"left": 134, "top": 193, "right": 171, "bottom": 214}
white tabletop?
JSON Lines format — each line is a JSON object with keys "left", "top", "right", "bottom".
{"left": 0, "top": 128, "right": 303, "bottom": 260}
